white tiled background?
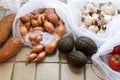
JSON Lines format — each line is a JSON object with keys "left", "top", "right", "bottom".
{"left": 0, "top": 0, "right": 102, "bottom": 80}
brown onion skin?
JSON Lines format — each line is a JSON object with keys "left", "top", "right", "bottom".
{"left": 32, "top": 51, "right": 46, "bottom": 62}
{"left": 20, "top": 14, "right": 30, "bottom": 22}
{"left": 47, "top": 13, "right": 59, "bottom": 25}
{"left": 19, "top": 25, "right": 28, "bottom": 38}
{"left": 31, "top": 27, "right": 45, "bottom": 32}
{"left": 56, "top": 24, "right": 66, "bottom": 37}
{"left": 44, "top": 20, "right": 55, "bottom": 34}
{"left": 31, "top": 19, "right": 39, "bottom": 27}
{"left": 26, "top": 53, "right": 37, "bottom": 63}
{"left": 35, "top": 35, "right": 42, "bottom": 44}
{"left": 45, "top": 40, "right": 58, "bottom": 55}
{"left": 29, "top": 32, "right": 36, "bottom": 41}
{"left": 31, "top": 45, "right": 44, "bottom": 53}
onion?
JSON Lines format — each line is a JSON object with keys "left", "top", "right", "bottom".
{"left": 19, "top": 25, "right": 28, "bottom": 38}
{"left": 38, "top": 14, "right": 45, "bottom": 25}
{"left": 33, "top": 14, "right": 40, "bottom": 20}
{"left": 31, "top": 45, "right": 44, "bottom": 53}
{"left": 25, "top": 21, "right": 31, "bottom": 30}
{"left": 31, "top": 27, "right": 45, "bottom": 32}
{"left": 35, "top": 35, "right": 42, "bottom": 44}
{"left": 32, "top": 51, "right": 46, "bottom": 62}
{"left": 44, "top": 8, "right": 55, "bottom": 15}
{"left": 58, "top": 19, "right": 64, "bottom": 25}
{"left": 29, "top": 32, "right": 36, "bottom": 41}
{"left": 56, "top": 24, "right": 66, "bottom": 37}
{"left": 20, "top": 14, "right": 30, "bottom": 22}
{"left": 19, "top": 20, "right": 24, "bottom": 26}
{"left": 44, "top": 20, "right": 55, "bottom": 34}
{"left": 26, "top": 53, "right": 37, "bottom": 63}
{"left": 31, "top": 19, "right": 39, "bottom": 27}
{"left": 47, "top": 13, "right": 59, "bottom": 25}
{"left": 45, "top": 40, "right": 58, "bottom": 55}
{"left": 38, "top": 8, "right": 46, "bottom": 14}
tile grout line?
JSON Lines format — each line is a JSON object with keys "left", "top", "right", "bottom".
{"left": 84, "top": 65, "right": 86, "bottom": 80}
{"left": 14, "top": 61, "right": 65, "bottom": 63}
{"left": 10, "top": 55, "right": 17, "bottom": 80}
{"left": 10, "top": 58, "right": 16, "bottom": 80}
{"left": 34, "top": 63, "right": 37, "bottom": 80}
{"left": 59, "top": 53, "right": 62, "bottom": 80}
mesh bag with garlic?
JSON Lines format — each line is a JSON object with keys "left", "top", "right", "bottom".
{"left": 67, "top": 0, "right": 120, "bottom": 47}
{"left": 81, "top": 2, "right": 118, "bottom": 34}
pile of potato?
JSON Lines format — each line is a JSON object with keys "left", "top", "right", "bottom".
{"left": 19, "top": 8, "right": 66, "bottom": 63}
{"left": 80, "top": 2, "right": 118, "bottom": 34}
{"left": 0, "top": 14, "right": 23, "bottom": 63}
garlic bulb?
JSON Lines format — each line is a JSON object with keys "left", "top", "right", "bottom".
{"left": 101, "top": 2, "right": 115, "bottom": 15}
{"left": 82, "top": 9, "right": 91, "bottom": 16}
{"left": 92, "top": 2, "right": 100, "bottom": 8}
{"left": 97, "top": 20, "right": 105, "bottom": 26}
{"left": 92, "top": 13, "right": 99, "bottom": 17}
{"left": 80, "top": 2, "right": 116, "bottom": 34}
{"left": 104, "top": 15, "right": 112, "bottom": 23}
{"left": 88, "top": 25, "right": 99, "bottom": 33}
{"left": 97, "top": 25, "right": 106, "bottom": 34}
{"left": 85, "top": 2, "right": 99, "bottom": 13}
{"left": 92, "top": 13, "right": 99, "bottom": 21}
{"left": 100, "top": 11, "right": 106, "bottom": 16}
{"left": 101, "top": 25, "right": 107, "bottom": 31}
{"left": 84, "top": 15, "right": 93, "bottom": 26}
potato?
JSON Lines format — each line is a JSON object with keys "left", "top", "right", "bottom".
{"left": 0, "top": 37, "right": 23, "bottom": 63}
{"left": 45, "top": 40, "right": 58, "bottom": 55}
{"left": 0, "top": 14, "right": 16, "bottom": 45}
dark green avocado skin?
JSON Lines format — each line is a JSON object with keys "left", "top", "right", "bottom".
{"left": 57, "top": 36, "right": 74, "bottom": 53}
{"left": 75, "top": 36, "right": 97, "bottom": 56}
{"left": 67, "top": 50, "right": 87, "bottom": 68}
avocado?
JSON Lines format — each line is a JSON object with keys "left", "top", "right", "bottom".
{"left": 67, "top": 50, "right": 87, "bottom": 68}
{"left": 57, "top": 35, "right": 74, "bottom": 53}
{"left": 75, "top": 36, "right": 97, "bottom": 56}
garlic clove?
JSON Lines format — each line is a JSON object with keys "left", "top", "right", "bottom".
{"left": 92, "top": 2, "right": 100, "bottom": 8}
{"left": 82, "top": 9, "right": 91, "bottom": 16}
{"left": 85, "top": 2, "right": 99, "bottom": 13}
{"left": 104, "top": 15, "right": 112, "bottom": 23}
{"left": 92, "top": 13, "right": 99, "bottom": 18}
{"left": 84, "top": 15, "right": 93, "bottom": 26}
{"left": 88, "top": 25, "right": 99, "bottom": 33}
{"left": 101, "top": 2, "right": 115, "bottom": 15}
{"left": 101, "top": 25, "right": 107, "bottom": 31}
